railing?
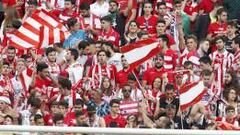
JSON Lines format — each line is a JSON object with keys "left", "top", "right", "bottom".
{"left": 0, "top": 126, "right": 239, "bottom": 135}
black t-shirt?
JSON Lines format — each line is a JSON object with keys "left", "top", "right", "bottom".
{"left": 159, "top": 97, "right": 180, "bottom": 116}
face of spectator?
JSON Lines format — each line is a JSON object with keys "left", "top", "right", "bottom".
{"left": 71, "top": 22, "right": 80, "bottom": 32}
{"left": 26, "top": 4, "right": 36, "bottom": 16}
{"left": 16, "top": 60, "right": 25, "bottom": 72}
{"left": 97, "top": 51, "right": 107, "bottom": 65}
{"left": 227, "top": 25, "right": 237, "bottom": 36}
{"left": 122, "top": 85, "right": 132, "bottom": 99}
{"left": 128, "top": 22, "right": 138, "bottom": 33}
{"left": 226, "top": 109, "right": 235, "bottom": 118}
{"left": 166, "top": 106, "right": 176, "bottom": 118}
{"left": 40, "top": 68, "right": 49, "bottom": 79}
{"left": 92, "top": 91, "right": 102, "bottom": 102}
{"left": 158, "top": 5, "right": 167, "bottom": 16}
{"left": 55, "top": 120, "right": 64, "bottom": 126}
{"left": 7, "top": 49, "right": 16, "bottom": 61}
{"left": 203, "top": 75, "right": 211, "bottom": 87}
{"left": 216, "top": 39, "right": 225, "bottom": 51}
{"left": 231, "top": 40, "right": 239, "bottom": 51}
{"left": 60, "top": 86, "right": 70, "bottom": 96}
{"left": 165, "top": 89, "right": 174, "bottom": 99}
{"left": 143, "top": 3, "right": 153, "bottom": 15}
{"left": 51, "top": 104, "right": 59, "bottom": 114}
{"left": 80, "top": 9, "right": 89, "bottom": 17}
{"left": 111, "top": 103, "right": 120, "bottom": 114}
{"left": 200, "top": 41, "right": 210, "bottom": 53}
{"left": 4, "top": 117, "right": 13, "bottom": 125}
{"left": 121, "top": 57, "right": 129, "bottom": 69}
{"left": 58, "top": 106, "right": 67, "bottom": 115}
{"left": 36, "top": 118, "right": 44, "bottom": 126}
{"left": 155, "top": 116, "right": 169, "bottom": 128}
{"left": 64, "top": 1, "right": 73, "bottom": 10}
{"left": 220, "top": 12, "right": 227, "bottom": 22}
{"left": 76, "top": 114, "right": 87, "bottom": 125}
{"left": 153, "top": 78, "right": 161, "bottom": 89}
{"left": 102, "top": 78, "right": 110, "bottom": 89}
{"left": 155, "top": 57, "right": 163, "bottom": 69}
{"left": 224, "top": 73, "right": 232, "bottom": 85}
{"left": 109, "top": 2, "right": 118, "bottom": 12}
{"left": 47, "top": 51, "right": 57, "bottom": 63}
{"left": 228, "top": 89, "right": 237, "bottom": 101}
{"left": 29, "top": 116, "right": 35, "bottom": 125}
{"left": 101, "top": 20, "right": 110, "bottom": 31}
{"left": 186, "top": 38, "right": 197, "bottom": 51}
{"left": 175, "top": 75, "right": 183, "bottom": 85}
{"left": 74, "top": 104, "right": 83, "bottom": 112}
{"left": 156, "top": 22, "right": 166, "bottom": 34}
{"left": 1, "top": 64, "right": 10, "bottom": 76}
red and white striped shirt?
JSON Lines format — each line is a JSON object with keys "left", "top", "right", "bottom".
{"left": 119, "top": 100, "right": 139, "bottom": 118}
{"left": 164, "top": 49, "right": 178, "bottom": 71}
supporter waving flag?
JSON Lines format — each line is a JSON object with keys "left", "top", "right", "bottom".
{"left": 179, "top": 80, "right": 207, "bottom": 111}
{"left": 120, "top": 38, "right": 162, "bottom": 71}
{"left": 9, "top": 9, "right": 70, "bottom": 50}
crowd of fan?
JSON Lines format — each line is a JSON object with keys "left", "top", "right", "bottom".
{"left": 0, "top": 0, "right": 239, "bottom": 132}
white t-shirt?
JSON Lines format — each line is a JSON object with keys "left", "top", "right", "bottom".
{"left": 90, "top": 1, "right": 109, "bottom": 17}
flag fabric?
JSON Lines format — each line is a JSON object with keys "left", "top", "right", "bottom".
{"left": 18, "top": 68, "right": 33, "bottom": 97}
{"left": 120, "top": 38, "right": 162, "bottom": 71}
{"left": 217, "top": 121, "right": 240, "bottom": 130}
{"left": 179, "top": 80, "right": 207, "bottom": 111}
{"left": 9, "top": 9, "right": 70, "bottom": 50}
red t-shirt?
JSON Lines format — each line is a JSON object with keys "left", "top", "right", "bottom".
{"left": 64, "top": 112, "right": 76, "bottom": 126}
{"left": 104, "top": 114, "right": 126, "bottom": 128}
{"left": 184, "top": 1, "right": 199, "bottom": 15}
{"left": 98, "top": 28, "right": 120, "bottom": 47}
{"left": 34, "top": 76, "right": 52, "bottom": 90}
{"left": 208, "top": 22, "right": 227, "bottom": 38}
{"left": 116, "top": 68, "right": 138, "bottom": 88}
{"left": 117, "top": 0, "right": 137, "bottom": 13}
{"left": 136, "top": 15, "right": 158, "bottom": 35}
{"left": 143, "top": 67, "right": 167, "bottom": 85}
{"left": 44, "top": 113, "right": 53, "bottom": 126}
{"left": 198, "top": 0, "right": 214, "bottom": 13}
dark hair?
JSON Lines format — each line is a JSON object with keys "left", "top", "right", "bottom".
{"left": 65, "top": 0, "right": 75, "bottom": 5}
{"left": 58, "top": 100, "right": 68, "bottom": 108}
{"left": 34, "top": 114, "right": 43, "bottom": 123}
{"left": 79, "top": 2, "right": 90, "bottom": 10}
{"left": 67, "top": 18, "right": 78, "bottom": 29}
{"left": 225, "top": 105, "right": 235, "bottom": 113}
{"left": 109, "top": 99, "right": 120, "bottom": 107}
{"left": 45, "top": 47, "right": 56, "bottom": 56}
{"left": 233, "top": 37, "right": 240, "bottom": 48}
{"left": 27, "top": 0, "right": 38, "bottom": 6}
{"left": 8, "top": 46, "right": 16, "bottom": 50}
{"left": 36, "top": 63, "right": 48, "bottom": 73}
{"left": 158, "top": 34, "right": 169, "bottom": 45}
{"left": 29, "top": 97, "right": 42, "bottom": 109}
{"left": 2, "top": 61, "right": 10, "bottom": 66}
{"left": 100, "top": 15, "right": 112, "bottom": 22}
{"left": 78, "top": 41, "right": 90, "bottom": 50}
{"left": 58, "top": 77, "right": 72, "bottom": 90}
{"left": 214, "top": 35, "right": 227, "bottom": 43}
{"left": 12, "top": 19, "right": 22, "bottom": 29}
{"left": 186, "top": 35, "right": 198, "bottom": 43}
{"left": 157, "top": 2, "right": 166, "bottom": 9}
{"left": 4, "top": 115, "right": 14, "bottom": 122}
{"left": 227, "top": 20, "right": 238, "bottom": 28}
{"left": 199, "top": 56, "right": 212, "bottom": 65}
{"left": 183, "top": 61, "right": 193, "bottom": 67}
{"left": 223, "top": 87, "right": 238, "bottom": 102}
{"left": 165, "top": 83, "right": 174, "bottom": 91}
{"left": 97, "top": 50, "right": 108, "bottom": 57}
{"left": 202, "top": 69, "right": 212, "bottom": 76}
{"left": 109, "top": 0, "right": 118, "bottom": 6}
{"left": 216, "top": 8, "right": 227, "bottom": 16}
{"left": 75, "top": 111, "right": 85, "bottom": 117}
{"left": 127, "top": 73, "right": 136, "bottom": 81}
{"left": 75, "top": 99, "right": 84, "bottom": 106}
{"left": 157, "top": 19, "right": 166, "bottom": 25}
{"left": 54, "top": 42, "right": 63, "bottom": 48}
{"left": 53, "top": 113, "right": 64, "bottom": 124}
{"left": 69, "top": 48, "right": 79, "bottom": 60}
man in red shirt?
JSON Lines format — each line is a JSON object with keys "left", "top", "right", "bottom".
{"left": 31, "top": 63, "right": 57, "bottom": 92}
{"left": 136, "top": 1, "right": 158, "bottom": 37}
{"left": 98, "top": 16, "right": 120, "bottom": 49}
{"left": 104, "top": 99, "right": 126, "bottom": 127}
{"left": 207, "top": 8, "right": 228, "bottom": 43}
{"left": 142, "top": 55, "right": 166, "bottom": 87}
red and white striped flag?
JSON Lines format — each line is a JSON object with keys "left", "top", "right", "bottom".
{"left": 120, "top": 38, "right": 162, "bottom": 71}
{"left": 179, "top": 80, "right": 207, "bottom": 111}
{"left": 9, "top": 9, "right": 70, "bottom": 50}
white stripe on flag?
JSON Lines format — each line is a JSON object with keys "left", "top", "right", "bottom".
{"left": 41, "top": 26, "right": 49, "bottom": 48}
{"left": 180, "top": 81, "right": 205, "bottom": 105}
{"left": 11, "top": 35, "right": 34, "bottom": 48}
{"left": 19, "top": 27, "right": 39, "bottom": 41}
{"left": 38, "top": 11, "right": 58, "bottom": 27}
{"left": 188, "top": 56, "right": 200, "bottom": 65}
{"left": 25, "top": 17, "right": 42, "bottom": 29}
{"left": 54, "top": 28, "right": 60, "bottom": 43}
{"left": 124, "top": 42, "right": 159, "bottom": 64}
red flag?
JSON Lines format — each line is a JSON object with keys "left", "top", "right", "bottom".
{"left": 120, "top": 38, "right": 162, "bottom": 71}
{"left": 217, "top": 122, "right": 240, "bottom": 130}
{"left": 179, "top": 80, "right": 207, "bottom": 111}
{"left": 9, "top": 9, "right": 69, "bottom": 50}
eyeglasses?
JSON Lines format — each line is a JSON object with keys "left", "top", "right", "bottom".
{"left": 122, "top": 89, "right": 131, "bottom": 93}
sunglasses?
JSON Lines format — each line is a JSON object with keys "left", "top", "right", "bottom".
{"left": 122, "top": 89, "right": 131, "bottom": 93}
